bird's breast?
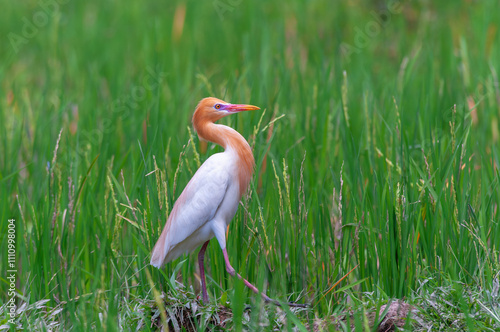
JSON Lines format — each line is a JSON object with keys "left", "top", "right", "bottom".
{"left": 214, "top": 182, "right": 241, "bottom": 225}
{"left": 203, "top": 152, "right": 243, "bottom": 222}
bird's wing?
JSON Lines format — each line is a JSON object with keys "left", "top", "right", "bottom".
{"left": 150, "top": 155, "right": 231, "bottom": 267}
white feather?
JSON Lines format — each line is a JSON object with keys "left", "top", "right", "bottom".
{"left": 150, "top": 149, "right": 241, "bottom": 267}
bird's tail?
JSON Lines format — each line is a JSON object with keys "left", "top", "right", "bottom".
{"left": 150, "top": 232, "right": 168, "bottom": 268}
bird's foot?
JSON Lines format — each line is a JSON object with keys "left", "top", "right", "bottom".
{"left": 261, "top": 293, "right": 309, "bottom": 308}
{"left": 283, "top": 301, "right": 309, "bottom": 308}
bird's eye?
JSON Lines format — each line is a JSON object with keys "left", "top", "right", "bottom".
{"left": 214, "top": 104, "right": 221, "bottom": 109}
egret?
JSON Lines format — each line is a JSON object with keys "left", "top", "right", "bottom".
{"left": 150, "top": 97, "right": 292, "bottom": 305}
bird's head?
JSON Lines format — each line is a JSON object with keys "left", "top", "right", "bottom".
{"left": 193, "top": 97, "right": 260, "bottom": 124}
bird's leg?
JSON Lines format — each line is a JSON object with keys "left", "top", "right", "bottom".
{"left": 198, "top": 241, "right": 210, "bottom": 304}
{"left": 222, "top": 248, "right": 308, "bottom": 308}
{"left": 222, "top": 248, "right": 283, "bottom": 305}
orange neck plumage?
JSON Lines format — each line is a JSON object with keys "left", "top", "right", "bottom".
{"left": 193, "top": 111, "right": 255, "bottom": 196}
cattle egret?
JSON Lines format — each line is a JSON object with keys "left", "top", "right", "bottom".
{"left": 151, "top": 97, "right": 298, "bottom": 306}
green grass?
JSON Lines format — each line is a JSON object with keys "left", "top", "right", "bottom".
{"left": 1, "top": 0, "right": 500, "bottom": 330}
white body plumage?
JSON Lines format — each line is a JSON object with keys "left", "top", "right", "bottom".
{"left": 150, "top": 148, "right": 242, "bottom": 267}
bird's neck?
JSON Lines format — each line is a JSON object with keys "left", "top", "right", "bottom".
{"left": 195, "top": 121, "right": 255, "bottom": 196}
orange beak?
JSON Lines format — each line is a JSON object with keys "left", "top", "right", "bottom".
{"left": 225, "top": 104, "right": 260, "bottom": 113}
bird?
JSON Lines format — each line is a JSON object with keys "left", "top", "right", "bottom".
{"left": 150, "top": 97, "right": 279, "bottom": 305}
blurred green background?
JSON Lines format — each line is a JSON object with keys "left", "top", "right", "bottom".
{"left": 1, "top": 0, "right": 499, "bottom": 330}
